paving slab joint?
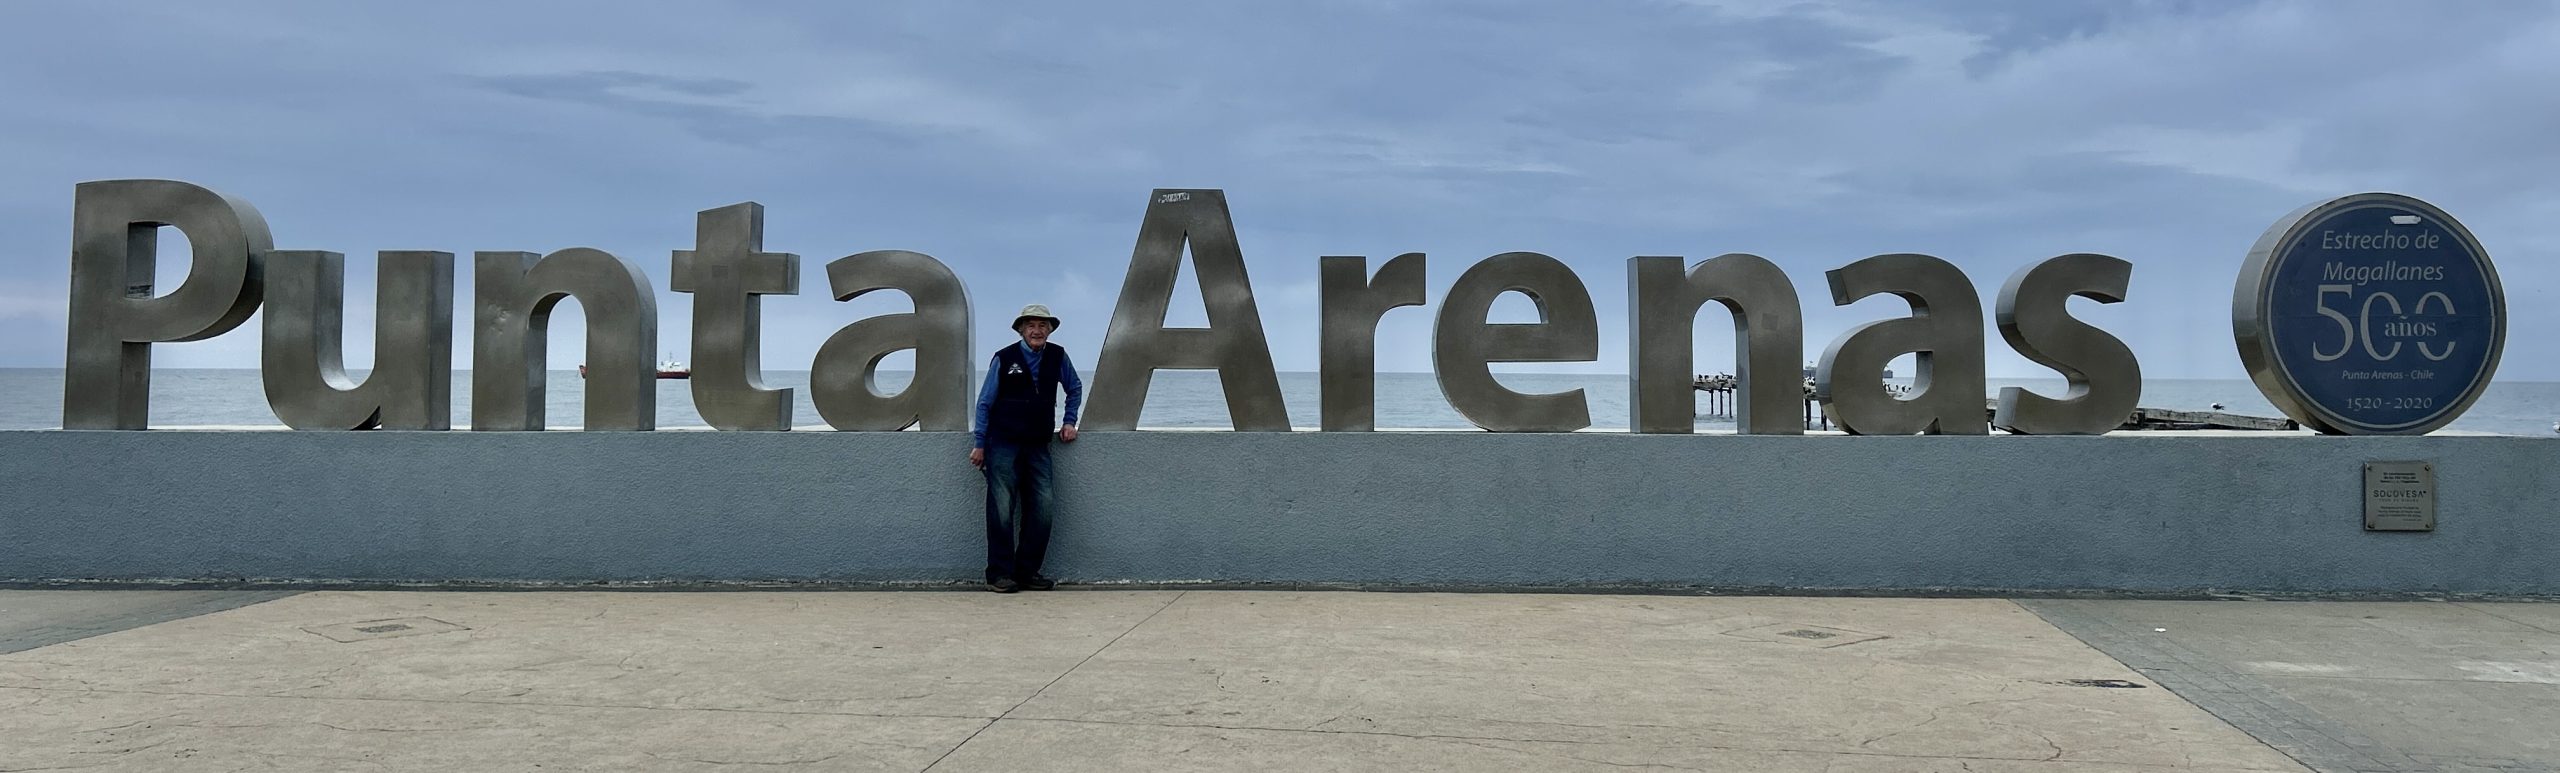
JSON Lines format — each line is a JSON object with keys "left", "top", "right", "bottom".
{"left": 2018, "top": 599, "right": 2443, "bottom": 773}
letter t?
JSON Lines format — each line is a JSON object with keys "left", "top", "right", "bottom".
{"left": 672, "top": 202, "right": 801, "bottom": 431}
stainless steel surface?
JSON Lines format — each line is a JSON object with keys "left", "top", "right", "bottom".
{"left": 2237, "top": 197, "right": 2341, "bottom": 435}
{"left": 2362, "top": 461, "right": 2436, "bottom": 532}
{"left": 1085, "top": 189, "right": 1289, "bottom": 432}
{"left": 1433, "top": 251, "right": 1599, "bottom": 432}
{"left": 62, "top": 179, "right": 272, "bottom": 430}
{"left": 1627, "top": 254, "right": 1803, "bottom": 434}
{"left": 1318, "top": 252, "right": 1426, "bottom": 431}
{"left": 1815, "top": 253, "right": 1987, "bottom": 435}
{"left": 1992, "top": 253, "right": 2141, "bottom": 435}
{"left": 261, "top": 250, "right": 455, "bottom": 430}
{"left": 470, "top": 249, "right": 659, "bottom": 431}
{"left": 809, "top": 249, "right": 973, "bottom": 431}
{"left": 672, "top": 202, "right": 800, "bottom": 431}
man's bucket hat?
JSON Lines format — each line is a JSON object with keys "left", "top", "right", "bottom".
{"left": 1013, "top": 303, "right": 1061, "bottom": 331}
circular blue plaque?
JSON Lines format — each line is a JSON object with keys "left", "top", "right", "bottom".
{"left": 2234, "top": 193, "right": 2505, "bottom": 435}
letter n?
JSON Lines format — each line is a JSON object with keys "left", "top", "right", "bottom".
{"left": 470, "top": 249, "right": 658, "bottom": 431}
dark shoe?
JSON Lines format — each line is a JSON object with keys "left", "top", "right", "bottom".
{"left": 986, "top": 577, "right": 1020, "bottom": 593}
{"left": 1021, "top": 576, "right": 1057, "bottom": 591}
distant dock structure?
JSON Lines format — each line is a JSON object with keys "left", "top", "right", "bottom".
{"left": 1691, "top": 372, "right": 2296, "bottom": 432}
{"left": 1692, "top": 366, "right": 1908, "bottom": 430}
{"left": 1691, "top": 373, "right": 1739, "bottom": 418}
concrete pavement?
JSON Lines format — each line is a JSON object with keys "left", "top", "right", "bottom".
{"left": 0, "top": 590, "right": 296, "bottom": 656}
{"left": 0, "top": 589, "right": 2550, "bottom": 772}
{"left": 2026, "top": 599, "right": 2560, "bottom": 773}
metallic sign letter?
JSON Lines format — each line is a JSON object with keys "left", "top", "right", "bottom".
{"left": 673, "top": 202, "right": 799, "bottom": 431}
{"left": 1994, "top": 254, "right": 2141, "bottom": 435}
{"left": 1086, "top": 189, "right": 1289, "bottom": 431}
{"left": 1434, "top": 252, "right": 1598, "bottom": 432}
{"left": 1816, "top": 254, "right": 1986, "bottom": 435}
{"left": 1319, "top": 252, "right": 1425, "bottom": 431}
{"left": 810, "top": 250, "right": 972, "bottom": 431}
{"left": 472, "top": 249, "right": 658, "bottom": 431}
{"left": 1628, "top": 254, "right": 1804, "bottom": 435}
{"left": 63, "top": 179, "right": 272, "bottom": 429}
{"left": 263, "top": 250, "right": 455, "bottom": 430}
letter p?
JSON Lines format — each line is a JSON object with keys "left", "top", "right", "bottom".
{"left": 62, "top": 179, "right": 272, "bottom": 429}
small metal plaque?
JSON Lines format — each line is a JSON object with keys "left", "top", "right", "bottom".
{"left": 2363, "top": 461, "right": 2435, "bottom": 531}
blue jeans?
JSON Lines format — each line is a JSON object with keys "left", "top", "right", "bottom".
{"left": 982, "top": 439, "right": 1055, "bottom": 583}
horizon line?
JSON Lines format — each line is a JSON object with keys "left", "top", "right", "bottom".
{"left": 5, "top": 366, "right": 2536, "bottom": 384}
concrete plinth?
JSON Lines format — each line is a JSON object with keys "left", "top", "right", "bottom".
{"left": 3, "top": 431, "right": 2555, "bottom": 593}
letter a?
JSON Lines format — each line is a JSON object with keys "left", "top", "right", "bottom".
{"left": 1083, "top": 189, "right": 1289, "bottom": 431}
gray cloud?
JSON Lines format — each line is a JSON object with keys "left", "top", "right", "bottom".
{"left": 0, "top": 0, "right": 2550, "bottom": 382}
{"left": 468, "top": 70, "right": 940, "bottom": 149}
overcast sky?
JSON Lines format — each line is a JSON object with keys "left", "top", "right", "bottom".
{"left": 2, "top": 0, "right": 2553, "bottom": 380}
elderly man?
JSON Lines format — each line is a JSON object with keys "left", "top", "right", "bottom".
{"left": 970, "top": 304, "right": 1083, "bottom": 593}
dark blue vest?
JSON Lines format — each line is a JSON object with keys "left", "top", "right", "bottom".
{"left": 989, "top": 343, "right": 1066, "bottom": 443}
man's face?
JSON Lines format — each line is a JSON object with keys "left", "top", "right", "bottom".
{"left": 1019, "top": 319, "right": 1054, "bottom": 347}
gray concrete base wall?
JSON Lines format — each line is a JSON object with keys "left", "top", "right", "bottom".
{"left": 3, "top": 431, "right": 2555, "bottom": 594}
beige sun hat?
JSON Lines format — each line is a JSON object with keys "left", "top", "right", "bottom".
{"left": 1011, "top": 303, "right": 1061, "bottom": 331}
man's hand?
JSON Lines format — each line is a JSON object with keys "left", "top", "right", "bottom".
{"left": 969, "top": 447, "right": 985, "bottom": 469}
{"left": 1058, "top": 424, "right": 1078, "bottom": 442}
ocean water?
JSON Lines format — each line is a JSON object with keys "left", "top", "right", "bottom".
{"left": 6, "top": 368, "right": 2557, "bottom": 435}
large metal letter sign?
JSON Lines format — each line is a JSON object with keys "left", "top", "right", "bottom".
{"left": 471, "top": 249, "right": 659, "bottom": 431}
{"left": 1319, "top": 252, "right": 1426, "bottom": 431}
{"left": 64, "top": 179, "right": 271, "bottom": 429}
{"left": 1817, "top": 254, "right": 1987, "bottom": 435}
{"left": 810, "top": 250, "right": 973, "bottom": 431}
{"left": 674, "top": 202, "right": 800, "bottom": 431}
{"left": 1435, "top": 252, "right": 1599, "bottom": 432}
{"left": 1086, "top": 189, "right": 1290, "bottom": 431}
{"left": 1994, "top": 254, "right": 2140, "bottom": 435}
{"left": 2235, "top": 193, "right": 2504, "bottom": 435}
{"left": 1628, "top": 254, "right": 1803, "bottom": 435}
{"left": 76, "top": 177, "right": 2505, "bottom": 444}
{"left": 263, "top": 250, "right": 456, "bottom": 430}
